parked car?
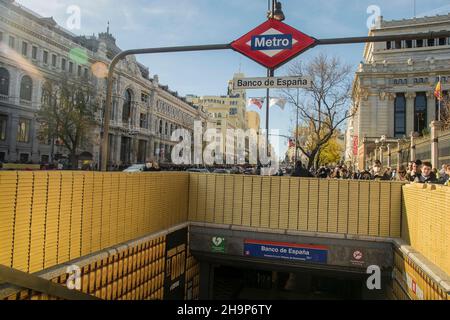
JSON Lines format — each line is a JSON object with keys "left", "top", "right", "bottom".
{"left": 123, "top": 164, "right": 146, "bottom": 173}
{"left": 213, "top": 169, "right": 230, "bottom": 174}
{"left": 186, "top": 168, "right": 209, "bottom": 173}
{"left": 244, "top": 168, "right": 255, "bottom": 175}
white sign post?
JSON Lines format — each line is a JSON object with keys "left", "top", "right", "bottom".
{"left": 233, "top": 76, "right": 312, "bottom": 90}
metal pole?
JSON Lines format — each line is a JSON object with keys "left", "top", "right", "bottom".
{"left": 438, "top": 75, "right": 442, "bottom": 122}
{"left": 316, "top": 31, "right": 450, "bottom": 45}
{"left": 264, "top": 0, "right": 276, "bottom": 157}
{"left": 294, "top": 88, "right": 299, "bottom": 165}
{"left": 100, "top": 30, "right": 450, "bottom": 171}
{"left": 101, "top": 44, "right": 230, "bottom": 171}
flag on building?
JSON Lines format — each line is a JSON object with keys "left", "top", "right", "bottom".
{"left": 269, "top": 98, "right": 287, "bottom": 110}
{"left": 434, "top": 79, "right": 443, "bottom": 101}
{"left": 247, "top": 98, "right": 265, "bottom": 109}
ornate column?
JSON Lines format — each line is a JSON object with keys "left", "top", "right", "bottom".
{"left": 361, "top": 137, "right": 367, "bottom": 171}
{"left": 410, "top": 132, "right": 416, "bottom": 162}
{"left": 379, "top": 146, "right": 384, "bottom": 165}
{"left": 387, "top": 144, "right": 391, "bottom": 168}
{"left": 405, "top": 92, "right": 416, "bottom": 136}
{"left": 430, "top": 121, "right": 441, "bottom": 169}
{"left": 426, "top": 91, "right": 436, "bottom": 124}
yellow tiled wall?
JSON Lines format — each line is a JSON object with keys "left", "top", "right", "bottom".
{"left": 0, "top": 172, "right": 189, "bottom": 274}
{"left": 402, "top": 184, "right": 450, "bottom": 276}
{"left": 188, "top": 175, "right": 403, "bottom": 237}
{"left": 393, "top": 248, "right": 449, "bottom": 300}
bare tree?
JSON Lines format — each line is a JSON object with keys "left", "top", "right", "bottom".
{"left": 283, "top": 53, "right": 355, "bottom": 169}
{"left": 38, "top": 76, "right": 99, "bottom": 169}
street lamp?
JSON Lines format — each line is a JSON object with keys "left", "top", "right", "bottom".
{"left": 273, "top": 1, "right": 285, "bottom": 21}
{"left": 267, "top": 1, "right": 285, "bottom": 21}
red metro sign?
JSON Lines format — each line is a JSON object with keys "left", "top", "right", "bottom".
{"left": 231, "top": 19, "right": 317, "bottom": 69}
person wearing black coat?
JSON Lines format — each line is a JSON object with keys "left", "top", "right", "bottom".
{"left": 292, "top": 161, "right": 311, "bottom": 178}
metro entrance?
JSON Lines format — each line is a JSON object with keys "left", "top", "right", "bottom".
{"left": 212, "top": 265, "right": 387, "bottom": 300}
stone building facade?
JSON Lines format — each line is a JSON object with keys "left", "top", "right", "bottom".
{"left": 0, "top": 0, "right": 208, "bottom": 167}
{"left": 187, "top": 73, "right": 249, "bottom": 160}
{"left": 346, "top": 14, "right": 450, "bottom": 169}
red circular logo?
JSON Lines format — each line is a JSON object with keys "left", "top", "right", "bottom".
{"left": 353, "top": 251, "right": 363, "bottom": 260}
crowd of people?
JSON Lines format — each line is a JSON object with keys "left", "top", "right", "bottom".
{"left": 291, "top": 160, "right": 450, "bottom": 186}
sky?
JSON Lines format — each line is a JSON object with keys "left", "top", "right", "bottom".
{"left": 16, "top": 0, "right": 450, "bottom": 158}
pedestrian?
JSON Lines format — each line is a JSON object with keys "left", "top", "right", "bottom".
{"left": 414, "top": 162, "right": 438, "bottom": 184}
{"left": 371, "top": 160, "right": 389, "bottom": 180}
{"left": 406, "top": 161, "right": 420, "bottom": 182}
{"left": 292, "top": 160, "right": 311, "bottom": 178}
{"left": 438, "top": 164, "right": 450, "bottom": 185}
{"left": 395, "top": 165, "right": 408, "bottom": 182}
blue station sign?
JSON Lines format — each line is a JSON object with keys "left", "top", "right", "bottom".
{"left": 244, "top": 240, "right": 328, "bottom": 264}
{"left": 251, "top": 34, "right": 293, "bottom": 51}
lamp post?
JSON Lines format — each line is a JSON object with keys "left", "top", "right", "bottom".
{"left": 265, "top": 0, "right": 285, "bottom": 153}
{"left": 294, "top": 88, "right": 300, "bottom": 165}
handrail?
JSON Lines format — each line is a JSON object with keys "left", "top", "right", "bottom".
{"left": 0, "top": 264, "right": 100, "bottom": 300}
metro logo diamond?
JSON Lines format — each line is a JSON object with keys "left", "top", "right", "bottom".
{"left": 231, "top": 19, "right": 317, "bottom": 69}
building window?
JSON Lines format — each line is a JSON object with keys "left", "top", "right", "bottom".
{"left": 22, "top": 41, "right": 28, "bottom": 56}
{"left": 0, "top": 67, "right": 10, "bottom": 96}
{"left": 405, "top": 40, "right": 412, "bottom": 49}
{"left": 17, "top": 118, "right": 30, "bottom": 143}
{"left": 0, "top": 151, "right": 5, "bottom": 162}
{"left": 32, "top": 46, "right": 38, "bottom": 60}
{"left": 394, "top": 93, "right": 406, "bottom": 137}
{"left": 43, "top": 51, "right": 48, "bottom": 64}
{"left": 165, "top": 123, "right": 168, "bottom": 135}
{"left": 52, "top": 54, "right": 57, "bottom": 67}
{"left": 137, "top": 140, "right": 147, "bottom": 163}
{"left": 69, "top": 61, "right": 73, "bottom": 73}
{"left": 0, "top": 114, "right": 7, "bottom": 141}
{"left": 140, "top": 113, "right": 147, "bottom": 128}
{"left": 41, "top": 155, "right": 49, "bottom": 163}
{"left": 427, "top": 39, "right": 435, "bottom": 47}
{"left": 394, "top": 40, "right": 402, "bottom": 49}
{"left": 20, "top": 153, "right": 29, "bottom": 163}
{"left": 84, "top": 68, "right": 88, "bottom": 78}
{"left": 159, "top": 120, "right": 163, "bottom": 134}
{"left": 20, "top": 75, "right": 33, "bottom": 101}
{"left": 120, "top": 136, "right": 131, "bottom": 164}
{"left": 438, "top": 38, "right": 447, "bottom": 46}
{"left": 416, "top": 39, "right": 423, "bottom": 48}
{"left": 122, "top": 89, "right": 132, "bottom": 122}
{"left": 9, "top": 36, "right": 15, "bottom": 49}
{"left": 141, "top": 93, "right": 149, "bottom": 103}
{"left": 61, "top": 58, "right": 66, "bottom": 71}
{"left": 78, "top": 65, "right": 82, "bottom": 77}
{"left": 414, "top": 92, "right": 427, "bottom": 134}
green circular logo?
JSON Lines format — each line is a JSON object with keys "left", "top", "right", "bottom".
{"left": 69, "top": 47, "right": 88, "bottom": 65}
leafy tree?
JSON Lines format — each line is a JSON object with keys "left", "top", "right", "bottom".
{"left": 317, "top": 134, "right": 343, "bottom": 166}
{"left": 38, "top": 76, "right": 99, "bottom": 169}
